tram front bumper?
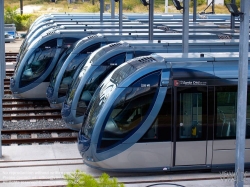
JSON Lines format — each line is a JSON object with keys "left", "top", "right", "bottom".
{"left": 77, "top": 129, "right": 90, "bottom": 157}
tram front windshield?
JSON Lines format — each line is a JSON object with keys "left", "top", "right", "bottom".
{"left": 65, "top": 48, "right": 108, "bottom": 105}
{"left": 76, "top": 53, "right": 126, "bottom": 117}
{"left": 57, "top": 43, "right": 102, "bottom": 97}
{"left": 14, "top": 47, "right": 29, "bottom": 75}
{"left": 82, "top": 63, "right": 138, "bottom": 139}
{"left": 20, "top": 39, "right": 58, "bottom": 87}
{"left": 58, "top": 56, "right": 89, "bottom": 99}
{"left": 49, "top": 45, "right": 76, "bottom": 87}
{"left": 65, "top": 56, "right": 90, "bottom": 105}
{"left": 19, "top": 40, "right": 30, "bottom": 57}
{"left": 82, "top": 79, "right": 117, "bottom": 139}
{"left": 76, "top": 66, "right": 114, "bottom": 116}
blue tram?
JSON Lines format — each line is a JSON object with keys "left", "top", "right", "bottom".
{"left": 77, "top": 52, "right": 250, "bottom": 172}
{"left": 60, "top": 40, "right": 250, "bottom": 130}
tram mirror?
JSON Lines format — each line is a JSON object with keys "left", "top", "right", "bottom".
{"left": 226, "top": 3, "right": 243, "bottom": 17}
{"left": 140, "top": 0, "right": 150, "bottom": 6}
{"left": 172, "top": 0, "right": 183, "bottom": 10}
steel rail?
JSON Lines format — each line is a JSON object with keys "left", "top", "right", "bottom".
{"left": 3, "top": 108, "right": 60, "bottom": 113}
{"left": 3, "top": 98, "right": 50, "bottom": 102}
{"left": 5, "top": 58, "right": 17, "bottom": 62}
{"left": 4, "top": 90, "right": 12, "bottom": 94}
{"left": 5, "top": 52, "right": 18, "bottom": 56}
{"left": 3, "top": 102, "right": 51, "bottom": 107}
{"left": 2, "top": 137, "right": 77, "bottom": 144}
{"left": 3, "top": 114, "right": 62, "bottom": 120}
{"left": 2, "top": 128, "right": 75, "bottom": 134}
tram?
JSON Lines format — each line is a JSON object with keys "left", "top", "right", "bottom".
{"left": 10, "top": 28, "right": 225, "bottom": 100}
{"left": 20, "top": 23, "right": 165, "bottom": 60}
{"left": 59, "top": 42, "right": 174, "bottom": 129}
{"left": 60, "top": 40, "right": 249, "bottom": 130}
{"left": 29, "top": 13, "right": 121, "bottom": 31}
{"left": 24, "top": 23, "right": 226, "bottom": 60}
{"left": 77, "top": 52, "right": 250, "bottom": 172}
{"left": 46, "top": 35, "right": 244, "bottom": 109}
{"left": 11, "top": 30, "right": 167, "bottom": 100}
{"left": 22, "top": 22, "right": 159, "bottom": 49}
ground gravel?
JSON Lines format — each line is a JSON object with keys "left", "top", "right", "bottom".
{"left": 17, "top": 134, "right": 31, "bottom": 139}
{"left": 58, "top": 132, "right": 73, "bottom": 137}
{"left": 3, "top": 119, "right": 68, "bottom": 130}
{"left": 1, "top": 134, "right": 11, "bottom": 139}
{"left": 37, "top": 133, "right": 51, "bottom": 138}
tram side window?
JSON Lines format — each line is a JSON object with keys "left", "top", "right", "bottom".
{"left": 215, "top": 86, "right": 250, "bottom": 139}
{"left": 139, "top": 87, "right": 172, "bottom": 142}
{"left": 178, "top": 92, "right": 203, "bottom": 139}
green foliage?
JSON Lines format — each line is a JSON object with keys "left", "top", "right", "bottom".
{"left": 167, "top": 0, "right": 208, "bottom": 7}
{"left": 154, "top": 0, "right": 165, "bottom": 6}
{"left": 224, "top": 0, "right": 240, "bottom": 8}
{"left": 4, "top": 6, "right": 18, "bottom": 23}
{"left": 4, "top": 6, "right": 32, "bottom": 30}
{"left": 83, "top": 2, "right": 100, "bottom": 13}
{"left": 190, "top": 0, "right": 206, "bottom": 7}
{"left": 123, "top": 1, "right": 139, "bottom": 11}
{"left": 64, "top": 170, "right": 125, "bottom": 187}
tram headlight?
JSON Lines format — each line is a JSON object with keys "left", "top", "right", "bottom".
{"left": 10, "top": 77, "right": 15, "bottom": 87}
{"left": 77, "top": 130, "right": 90, "bottom": 156}
{"left": 61, "top": 102, "right": 71, "bottom": 117}
{"left": 46, "top": 86, "right": 54, "bottom": 98}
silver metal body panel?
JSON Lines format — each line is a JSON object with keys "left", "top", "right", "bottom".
{"left": 206, "top": 141, "right": 213, "bottom": 165}
{"left": 13, "top": 82, "right": 49, "bottom": 99}
{"left": 85, "top": 142, "right": 172, "bottom": 170}
{"left": 175, "top": 141, "right": 207, "bottom": 165}
{"left": 212, "top": 139, "right": 250, "bottom": 164}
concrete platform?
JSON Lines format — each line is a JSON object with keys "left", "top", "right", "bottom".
{"left": 0, "top": 144, "right": 249, "bottom": 187}
{"left": 5, "top": 37, "right": 24, "bottom": 69}
{"left": 5, "top": 37, "right": 24, "bottom": 53}
{"left": 0, "top": 143, "right": 93, "bottom": 187}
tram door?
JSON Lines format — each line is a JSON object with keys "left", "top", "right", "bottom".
{"left": 174, "top": 86, "right": 208, "bottom": 166}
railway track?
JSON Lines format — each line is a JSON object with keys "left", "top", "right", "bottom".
{"left": 6, "top": 70, "right": 15, "bottom": 77}
{"left": 2, "top": 54, "right": 76, "bottom": 145}
{"left": 5, "top": 52, "right": 18, "bottom": 62}
{"left": 3, "top": 65, "right": 62, "bottom": 121}
{"left": 1, "top": 128, "right": 77, "bottom": 145}
{"left": 5, "top": 52, "right": 18, "bottom": 57}
{"left": 2, "top": 98, "right": 62, "bottom": 120}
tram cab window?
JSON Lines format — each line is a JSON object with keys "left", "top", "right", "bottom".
{"left": 62, "top": 42, "right": 102, "bottom": 84}
{"left": 76, "top": 53, "right": 126, "bottom": 117}
{"left": 20, "top": 39, "right": 58, "bottom": 87}
{"left": 98, "top": 71, "right": 161, "bottom": 150}
{"left": 215, "top": 86, "right": 250, "bottom": 139}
